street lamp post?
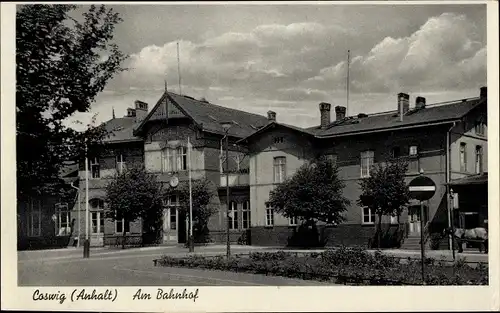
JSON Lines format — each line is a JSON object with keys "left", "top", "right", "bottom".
{"left": 83, "top": 143, "right": 90, "bottom": 258}
{"left": 450, "top": 188, "right": 456, "bottom": 261}
{"left": 187, "top": 137, "right": 194, "bottom": 253}
{"left": 220, "top": 122, "right": 233, "bottom": 259}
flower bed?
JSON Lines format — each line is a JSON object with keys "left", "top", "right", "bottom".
{"left": 155, "top": 246, "right": 488, "bottom": 285}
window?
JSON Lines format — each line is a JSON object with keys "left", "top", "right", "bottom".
{"left": 177, "top": 146, "right": 187, "bottom": 171}
{"left": 360, "top": 150, "right": 374, "bottom": 178}
{"left": 460, "top": 143, "right": 467, "bottom": 172}
{"left": 274, "top": 136, "right": 284, "bottom": 144}
{"left": 289, "top": 216, "right": 298, "bottom": 226}
{"left": 163, "top": 148, "right": 175, "bottom": 172}
{"left": 116, "top": 154, "right": 126, "bottom": 174}
{"left": 475, "top": 145, "right": 483, "bottom": 174}
{"left": 228, "top": 201, "right": 238, "bottom": 230}
{"left": 409, "top": 145, "right": 419, "bottom": 172}
{"left": 55, "top": 203, "right": 70, "bottom": 236}
{"left": 115, "top": 218, "right": 130, "bottom": 234}
{"left": 242, "top": 200, "right": 250, "bottom": 229}
{"left": 89, "top": 199, "right": 104, "bottom": 234}
{"left": 27, "top": 198, "right": 42, "bottom": 237}
{"left": 90, "top": 158, "right": 100, "bottom": 178}
{"left": 265, "top": 205, "right": 274, "bottom": 226}
{"left": 165, "top": 194, "right": 179, "bottom": 230}
{"left": 475, "top": 120, "right": 485, "bottom": 137}
{"left": 362, "top": 207, "right": 375, "bottom": 224}
{"left": 90, "top": 199, "right": 104, "bottom": 210}
{"left": 391, "top": 147, "right": 401, "bottom": 159}
{"left": 163, "top": 147, "right": 188, "bottom": 172}
{"left": 273, "top": 157, "right": 286, "bottom": 183}
{"left": 91, "top": 211, "right": 104, "bottom": 234}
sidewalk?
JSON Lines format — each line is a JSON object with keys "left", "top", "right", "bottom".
{"left": 18, "top": 244, "right": 489, "bottom": 264}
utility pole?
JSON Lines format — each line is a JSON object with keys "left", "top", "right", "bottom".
{"left": 220, "top": 122, "right": 233, "bottom": 259}
{"left": 83, "top": 143, "right": 90, "bottom": 258}
{"left": 346, "top": 49, "right": 350, "bottom": 117}
{"left": 177, "top": 41, "right": 182, "bottom": 95}
{"left": 187, "top": 137, "right": 194, "bottom": 252}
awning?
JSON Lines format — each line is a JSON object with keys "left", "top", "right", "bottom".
{"left": 447, "top": 173, "right": 488, "bottom": 187}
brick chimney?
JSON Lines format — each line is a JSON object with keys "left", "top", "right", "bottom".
{"left": 415, "top": 96, "right": 426, "bottom": 110}
{"left": 480, "top": 86, "right": 487, "bottom": 99}
{"left": 135, "top": 100, "right": 148, "bottom": 123}
{"left": 127, "top": 108, "right": 136, "bottom": 117}
{"left": 319, "top": 102, "right": 331, "bottom": 129}
{"left": 267, "top": 110, "right": 276, "bottom": 122}
{"left": 398, "top": 93, "right": 410, "bottom": 121}
{"left": 335, "top": 106, "right": 346, "bottom": 121}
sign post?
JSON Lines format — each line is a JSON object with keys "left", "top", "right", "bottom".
{"left": 408, "top": 173, "right": 436, "bottom": 285}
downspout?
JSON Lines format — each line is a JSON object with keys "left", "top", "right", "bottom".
{"left": 70, "top": 181, "right": 80, "bottom": 248}
{"left": 446, "top": 121, "right": 456, "bottom": 253}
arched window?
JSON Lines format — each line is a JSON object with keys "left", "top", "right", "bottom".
{"left": 90, "top": 198, "right": 104, "bottom": 210}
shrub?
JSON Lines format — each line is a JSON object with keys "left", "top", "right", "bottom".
{"left": 155, "top": 249, "right": 488, "bottom": 285}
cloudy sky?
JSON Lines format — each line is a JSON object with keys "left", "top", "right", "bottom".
{"left": 65, "top": 3, "right": 487, "bottom": 130}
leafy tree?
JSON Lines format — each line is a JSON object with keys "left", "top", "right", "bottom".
{"left": 170, "top": 179, "right": 218, "bottom": 244}
{"left": 105, "top": 167, "right": 163, "bottom": 249}
{"left": 266, "top": 156, "right": 350, "bottom": 226}
{"left": 358, "top": 157, "right": 411, "bottom": 248}
{"left": 16, "top": 4, "right": 127, "bottom": 198}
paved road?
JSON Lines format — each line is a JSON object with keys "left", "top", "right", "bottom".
{"left": 18, "top": 246, "right": 332, "bottom": 286}
{"left": 18, "top": 245, "right": 488, "bottom": 286}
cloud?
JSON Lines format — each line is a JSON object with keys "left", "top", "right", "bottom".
{"left": 307, "top": 12, "right": 486, "bottom": 94}
{"left": 88, "top": 12, "right": 485, "bottom": 130}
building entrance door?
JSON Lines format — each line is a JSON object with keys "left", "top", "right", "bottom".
{"left": 163, "top": 207, "right": 178, "bottom": 243}
{"left": 90, "top": 211, "right": 104, "bottom": 246}
{"left": 407, "top": 204, "right": 429, "bottom": 236}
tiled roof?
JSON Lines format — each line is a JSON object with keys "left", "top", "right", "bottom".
{"left": 102, "top": 117, "right": 142, "bottom": 143}
{"left": 166, "top": 92, "right": 269, "bottom": 138}
{"left": 310, "top": 97, "right": 485, "bottom": 137}
{"left": 449, "top": 173, "right": 488, "bottom": 186}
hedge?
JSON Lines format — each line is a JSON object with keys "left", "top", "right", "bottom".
{"left": 155, "top": 246, "right": 488, "bottom": 285}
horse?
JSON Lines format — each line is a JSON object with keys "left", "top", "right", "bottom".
{"left": 443, "top": 227, "right": 488, "bottom": 253}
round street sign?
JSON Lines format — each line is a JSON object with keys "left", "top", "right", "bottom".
{"left": 408, "top": 176, "right": 436, "bottom": 201}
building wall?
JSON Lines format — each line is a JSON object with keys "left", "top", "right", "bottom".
{"left": 317, "top": 126, "right": 448, "bottom": 226}
{"left": 450, "top": 106, "right": 488, "bottom": 179}
{"left": 73, "top": 142, "right": 145, "bottom": 246}
{"left": 248, "top": 127, "right": 315, "bottom": 227}
{"left": 248, "top": 124, "right": 452, "bottom": 246}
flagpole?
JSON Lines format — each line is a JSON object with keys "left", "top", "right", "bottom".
{"left": 188, "top": 136, "right": 194, "bottom": 252}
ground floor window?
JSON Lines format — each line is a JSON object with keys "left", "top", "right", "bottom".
{"left": 115, "top": 218, "right": 130, "bottom": 234}
{"left": 27, "top": 198, "right": 42, "bottom": 237}
{"left": 55, "top": 203, "right": 70, "bottom": 236}
{"left": 362, "top": 207, "right": 375, "bottom": 224}
{"left": 229, "top": 201, "right": 238, "bottom": 230}
{"left": 288, "top": 216, "right": 298, "bottom": 226}
{"left": 91, "top": 211, "right": 104, "bottom": 234}
{"left": 265, "top": 205, "right": 274, "bottom": 226}
{"left": 242, "top": 200, "right": 250, "bottom": 229}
